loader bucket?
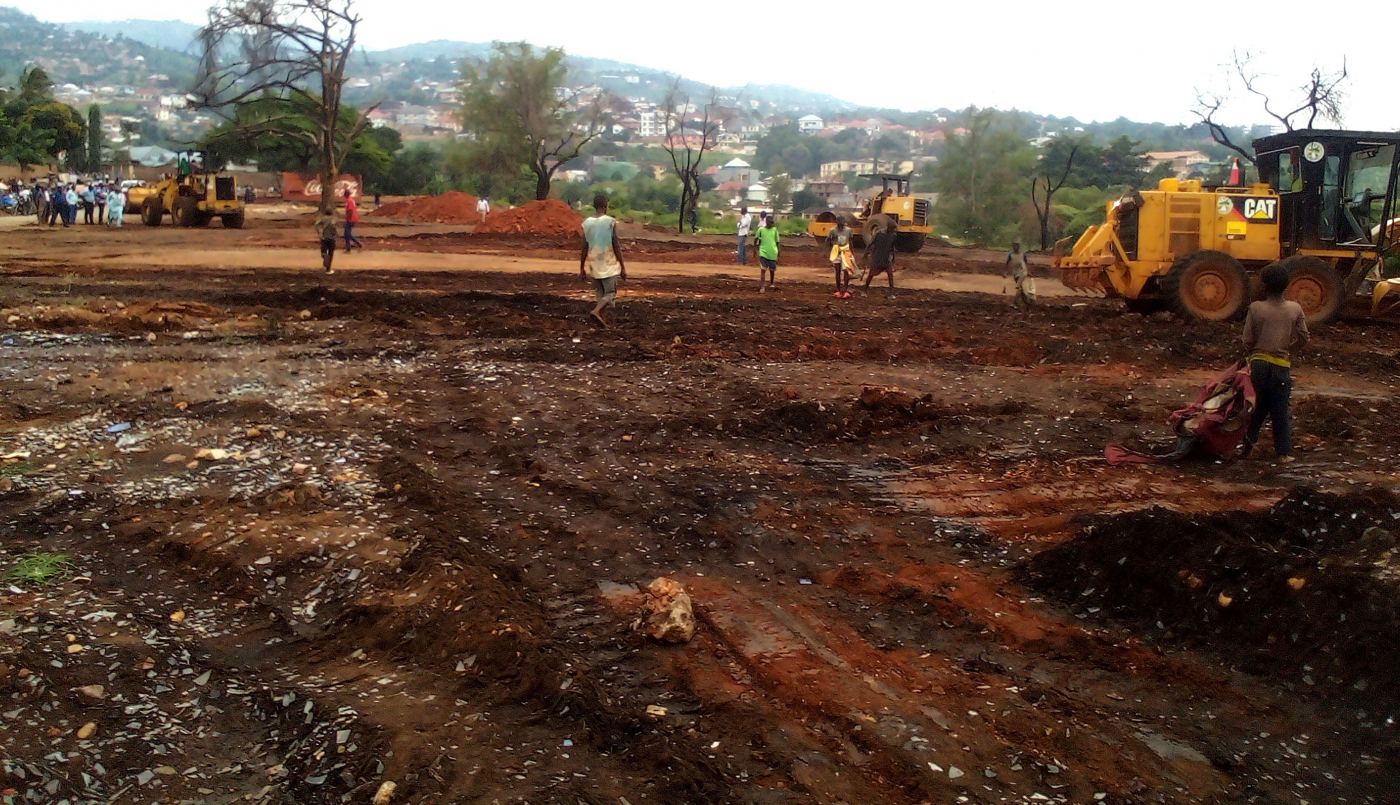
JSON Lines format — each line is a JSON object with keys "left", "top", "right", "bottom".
{"left": 1373, "top": 279, "right": 1400, "bottom": 315}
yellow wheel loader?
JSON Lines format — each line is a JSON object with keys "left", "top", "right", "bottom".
{"left": 808, "top": 173, "right": 933, "bottom": 253}
{"left": 1055, "top": 130, "right": 1400, "bottom": 325}
{"left": 138, "top": 150, "right": 246, "bottom": 229}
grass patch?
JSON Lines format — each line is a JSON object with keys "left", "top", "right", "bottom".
{"left": 5, "top": 552, "right": 74, "bottom": 586}
{"left": 0, "top": 462, "right": 34, "bottom": 478}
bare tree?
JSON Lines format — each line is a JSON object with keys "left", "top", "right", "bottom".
{"left": 192, "top": 0, "right": 377, "bottom": 213}
{"left": 459, "top": 43, "right": 613, "bottom": 201}
{"left": 1194, "top": 51, "right": 1348, "bottom": 165}
{"left": 660, "top": 79, "right": 723, "bottom": 234}
{"left": 1029, "top": 138, "right": 1080, "bottom": 251}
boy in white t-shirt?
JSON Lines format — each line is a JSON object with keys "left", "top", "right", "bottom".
{"left": 579, "top": 193, "right": 627, "bottom": 327}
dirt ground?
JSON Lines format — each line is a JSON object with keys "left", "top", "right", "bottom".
{"left": 2, "top": 206, "right": 1399, "bottom": 804}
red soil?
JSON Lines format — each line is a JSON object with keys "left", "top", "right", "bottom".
{"left": 475, "top": 199, "right": 583, "bottom": 238}
{"left": 369, "top": 191, "right": 482, "bottom": 224}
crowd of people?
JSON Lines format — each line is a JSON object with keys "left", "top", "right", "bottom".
{"left": 6, "top": 178, "right": 132, "bottom": 228}
{"left": 732, "top": 206, "right": 902, "bottom": 300}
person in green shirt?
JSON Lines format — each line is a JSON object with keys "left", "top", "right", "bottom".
{"left": 755, "top": 213, "right": 780, "bottom": 292}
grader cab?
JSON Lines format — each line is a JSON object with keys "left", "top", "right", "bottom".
{"left": 1056, "top": 130, "right": 1400, "bottom": 324}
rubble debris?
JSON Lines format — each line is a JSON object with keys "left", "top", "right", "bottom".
{"left": 634, "top": 577, "right": 696, "bottom": 644}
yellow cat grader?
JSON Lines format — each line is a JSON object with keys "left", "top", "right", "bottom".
{"left": 1055, "top": 130, "right": 1399, "bottom": 324}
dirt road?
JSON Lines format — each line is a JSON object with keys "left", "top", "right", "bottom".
{"left": 2, "top": 208, "right": 1398, "bottom": 804}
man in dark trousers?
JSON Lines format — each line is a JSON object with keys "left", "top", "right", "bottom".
{"left": 1241, "top": 263, "right": 1309, "bottom": 463}
{"left": 863, "top": 226, "right": 897, "bottom": 290}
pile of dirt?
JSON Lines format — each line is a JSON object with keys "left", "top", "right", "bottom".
{"left": 475, "top": 199, "right": 583, "bottom": 238}
{"left": 368, "top": 191, "right": 482, "bottom": 224}
{"left": 1023, "top": 488, "right": 1400, "bottom": 702}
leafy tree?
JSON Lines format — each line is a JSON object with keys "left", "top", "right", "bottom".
{"left": 871, "top": 133, "right": 909, "bottom": 171}
{"left": 0, "top": 67, "right": 84, "bottom": 169}
{"left": 792, "top": 187, "right": 824, "bottom": 214}
{"left": 443, "top": 139, "right": 536, "bottom": 202}
{"left": 459, "top": 42, "right": 610, "bottom": 200}
{"left": 832, "top": 127, "right": 865, "bottom": 146}
{"left": 767, "top": 175, "right": 792, "bottom": 214}
{"left": 194, "top": 0, "right": 379, "bottom": 213}
{"left": 380, "top": 142, "right": 442, "bottom": 195}
{"left": 779, "top": 144, "right": 812, "bottom": 177}
{"left": 1029, "top": 136, "right": 1081, "bottom": 250}
{"left": 934, "top": 108, "right": 1036, "bottom": 245}
{"left": 22, "top": 102, "right": 84, "bottom": 163}
{"left": 754, "top": 125, "right": 802, "bottom": 174}
{"left": 1094, "top": 136, "right": 1150, "bottom": 188}
{"left": 201, "top": 97, "right": 389, "bottom": 181}
{"left": 86, "top": 104, "right": 103, "bottom": 173}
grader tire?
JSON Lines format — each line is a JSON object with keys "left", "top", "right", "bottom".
{"left": 894, "top": 232, "right": 927, "bottom": 253}
{"left": 222, "top": 211, "right": 246, "bottom": 229}
{"left": 861, "top": 214, "right": 896, "bottom": 249}
{"left": 1278, "top": 255, "right": 1344, "bottom": 324}
{"left": 142, "top": 199, "right": 163, "bottom": 227}
{"left": 1163, "top": 250, "right": 1248, "bottom": 321}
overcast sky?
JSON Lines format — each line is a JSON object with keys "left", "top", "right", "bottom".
{"left": 12, "top": 0, "right": 1398, "bottom": 130}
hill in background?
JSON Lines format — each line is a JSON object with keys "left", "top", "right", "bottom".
{"left": 0, "top": 9, "right": 195, "bottom": 87}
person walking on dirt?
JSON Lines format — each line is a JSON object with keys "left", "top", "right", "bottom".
{"left": 316, "top": 209, "right": 338, "bottom": 275}
{"left": 826, "top": 218, "right": 856, "bottom": 298}
{"left": 81, "top": 184, "right": 95, "bottom": 225}
{"left": 94, "top": 184, "right": 107, "bottom": 225}
{"left": 48, "top": 185, "right": 66, "bottom": 227}
{"left": 579, "top": 192, "right": 627, "bottom": 327}
{"left": 756, "top": 213, "right": 780, "bottom": 292}
{"left": 107, "top": 186, "right": 125, "bottom": 227}
{"left": 65, "top": 185, "right": 79, "bottom": 226}
{"left": 689, "top": 204, "right": 700, "bottom": 234}
{"left": 737, "top": 206, "right": 753, "bottom": 265}
{"left": 863, "top": 225, "right": 897, "bottom": 291}
{"left": 1241, "top": 263, "right": 1309, "bottom": 463}
{"left": 33, "top": 181, "right": 47, "bottom": 224}
{"left": 1005, "top": 242, "right": 1034, "bottom": 311}
{"left": 477, "top": 196, "right": 491, "bottom": 218}
{"left": 342, "top": 189, "right": 364, "bottom": 253}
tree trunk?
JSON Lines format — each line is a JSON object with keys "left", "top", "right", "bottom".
{"left": 534, "top": 164, "right": 551, "bottom": 201}
{"left": 677, "top": 184, "right": 690, "bottom": 234}
{"left": 319, "top": 126, "right": 335, "bottom": 215}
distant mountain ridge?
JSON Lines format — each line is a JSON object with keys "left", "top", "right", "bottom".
{"left": 0, "top": 8, "right": 196, "bottom": 87}
{"left": 62, "top": 18, "right": 203, "bottom": 54}
{"left": 58, "top": 17, "right": 854, "bottom": 111}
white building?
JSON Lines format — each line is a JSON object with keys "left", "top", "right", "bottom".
{"left": 798, "top": 114, "right": 824, "bottom": 135}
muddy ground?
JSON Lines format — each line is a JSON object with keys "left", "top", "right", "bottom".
{"left": 1, "top": 209, "right": 1399, "bottom": 804}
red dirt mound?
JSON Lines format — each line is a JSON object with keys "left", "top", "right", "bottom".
{"left": 369, "top": 191, "right": 482, "bottom": 224}
{"left": 475, "top": 199, "right": 583, "bottom": 239}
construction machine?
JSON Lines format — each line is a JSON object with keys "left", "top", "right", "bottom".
{"left": 136, "top": 150, "right": 246, "bottom": 229}
{"left": 807, "top": 173, "right": 933, "bottom": 253}
{"left": 1055, "top": 130, "right": 1400, "bottom": 324}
